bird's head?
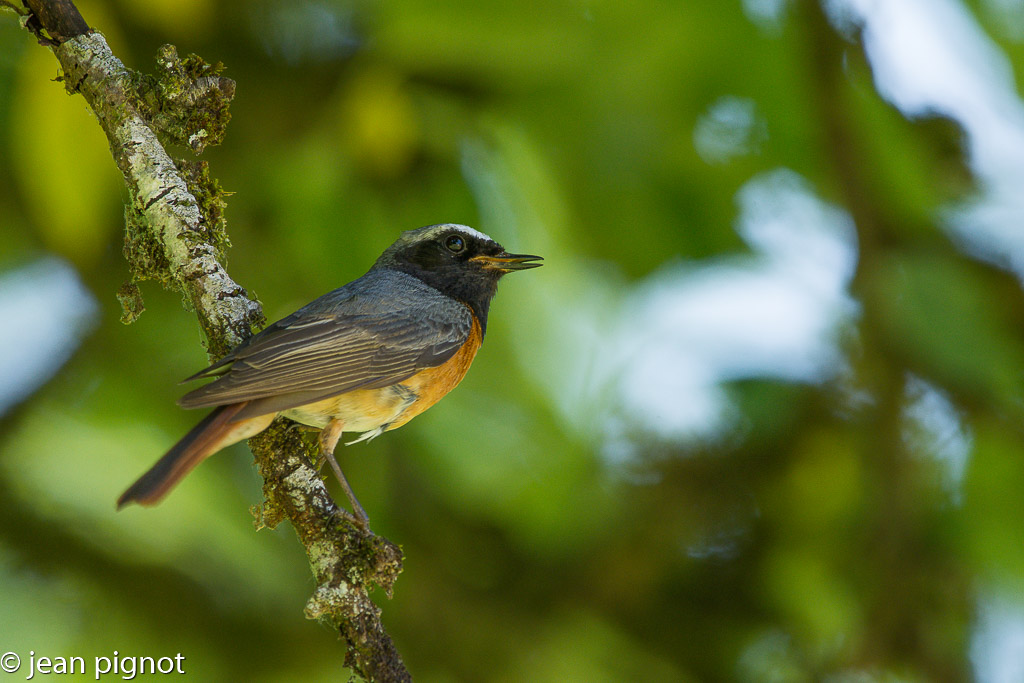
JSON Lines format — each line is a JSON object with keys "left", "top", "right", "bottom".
{"left": 376, "top": 224, "right": 542, "bottom": 314}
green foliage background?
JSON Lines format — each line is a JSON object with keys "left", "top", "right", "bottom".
{"left": 1, "top": 0, "right": 1023, "bottom": 680}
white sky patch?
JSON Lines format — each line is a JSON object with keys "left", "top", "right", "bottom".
{"left": 255, "top": 1, "right": 359, "bottom": 65}
{"left": 902, "top": 376, "right": 972, "bottom": 505}
{"left": 972, "top": 596, "right": 1024, "bottom": 683}
{"left": 0, "top": 259, "right": 97, "bottom": 416}
{"left": 828, "top": 0, "right": 1024, "bottom": 280}
{"left": 742, "top": 0, "right": 791, "bottom": 33}
{"left": 609, "top": 169, "right": 857, "bottom": 442}
{"left": 694, "top": 96, "right": 766, "bottom": 164}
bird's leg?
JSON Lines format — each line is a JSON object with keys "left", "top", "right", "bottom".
{"left": 319, "top": 419, "right": 370, "bottom": 530}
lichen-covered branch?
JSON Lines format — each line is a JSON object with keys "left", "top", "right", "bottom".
{"left": 16, "top": 1, "right": 409, "bottom": 680}
{"left": 251, "top": 423, "right": 408, "bottom": 680}
{"left": 53, "top": 31, "right": 256, "bottom": 354}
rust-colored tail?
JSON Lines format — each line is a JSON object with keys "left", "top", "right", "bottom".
{"left": 118, "top": 403, "right": 253, "bottom": 509}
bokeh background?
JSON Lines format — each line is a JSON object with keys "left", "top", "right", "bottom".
{"left": 2, "top": 0, "right": 1024, "bottom": 680}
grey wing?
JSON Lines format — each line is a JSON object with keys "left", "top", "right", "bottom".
{"left": 177, "top": 295, "right": 473, "bottom": 415}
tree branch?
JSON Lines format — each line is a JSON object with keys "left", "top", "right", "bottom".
{"left": 22, "top": 0, "right": 84, "bottom": 43}
{"left": 16, "top": 1, "right": 410, "bottom": 680}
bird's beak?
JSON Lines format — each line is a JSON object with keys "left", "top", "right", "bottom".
{"left": 471, "top": 252, "right": 544, "bottom": 272}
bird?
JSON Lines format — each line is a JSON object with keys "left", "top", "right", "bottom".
{"left": 117, "top": 223, "right": 542, "bottom": 526}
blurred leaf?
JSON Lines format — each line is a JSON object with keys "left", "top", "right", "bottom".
{"left": 1, "top": 398, "right": 304, "bottom": 611}
{"left": 864, "top": 250, "right": 1024, "bottom": 413}
{"left": 338, "top": 65, "right": 420, "bottom": 178}
{"left": 770, "top": 427, "right": 865, "bottom": 534}
{"left": 114, "top": 0, "right": 214, "bottom": 38}
{"left": 498, "top": 610, "right": 689, "bottom": 683}
{"left": 9, "top": 47, "right": 122, "bottom": 265}
{"left": 761, "top": 546, "right": 862, "bottom": 661}
{"left": 959, "top": 417, "right": 1024, "bottom": 591}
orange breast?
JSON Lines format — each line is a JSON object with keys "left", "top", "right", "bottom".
{"left": 387, "top": 315, "right": 483, "bottom": 429}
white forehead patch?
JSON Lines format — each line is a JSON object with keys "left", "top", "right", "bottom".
{"left": 433, "top": 223, "right": 493, "bottom": 243}
{"left": 393, "top": 223, "right": 501, "bottom": 252}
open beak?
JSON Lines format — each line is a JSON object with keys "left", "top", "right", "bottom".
{"left": 472, "top": 252, "right": 544, "bottom": 272}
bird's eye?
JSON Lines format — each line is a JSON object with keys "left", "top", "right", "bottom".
{"left": 444, "top": 235, "right": 466, "bottom": 253}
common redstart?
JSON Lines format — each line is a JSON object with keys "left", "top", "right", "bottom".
{"left": 117, "top": 224, "right": 542, "bottom": 525}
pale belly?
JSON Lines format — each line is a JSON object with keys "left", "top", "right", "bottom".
{"left": 280, "top": 384, "right": 417, "bottom": 434}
